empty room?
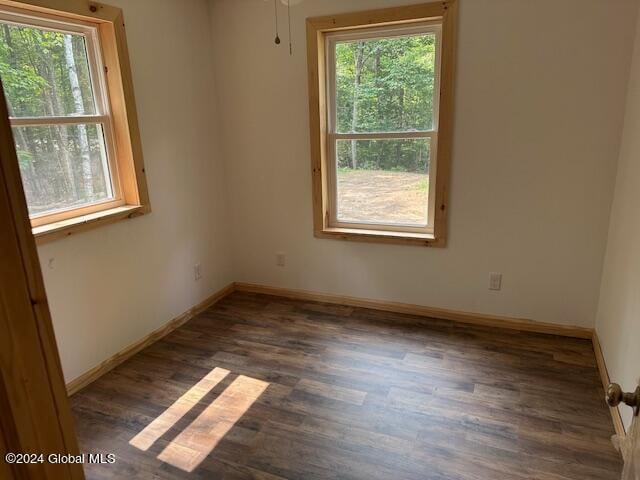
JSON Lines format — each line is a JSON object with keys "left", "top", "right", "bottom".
{"left": 2, "top": 0, "right": 640, "bottom": 478}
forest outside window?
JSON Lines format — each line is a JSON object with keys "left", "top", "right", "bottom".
{"left": 0, "top": 0, "right": 149, "bottom": 242}
{"left": 307, "top": 2, "right": 457, "bottom": 246}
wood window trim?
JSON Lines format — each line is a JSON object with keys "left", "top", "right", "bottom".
{"left": 306, "top": 1, "right": 457, "bottom": 248}
{"left": 33, "top": 204, "right": 143, "bottom": 243}
{"left": 0, "top": 0, "right": 151, "bottom": 243}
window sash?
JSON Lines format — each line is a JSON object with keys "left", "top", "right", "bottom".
{"left": 330, "top": 131, "right": 435, "bottom": 140}
{"left": 326, "top": 134, "right": 438, "bottom": 233}
{"left": 0, "top": 7, "right": 111, "bottom": 118}
{"left": 13, "top": 119, "right": 124, "bottom": 224}
{"left": 0, "top": 7, "right": 124, "bottom": 222}
{"left": 325, "top": 23, "right": 442, "bottom": 234}
{"left": 10, "top": 115, "right": 109, "bottom": 126}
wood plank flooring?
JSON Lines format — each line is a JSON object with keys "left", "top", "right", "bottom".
{"left": 70, "top": 292, "right": 622, "bottom": 479}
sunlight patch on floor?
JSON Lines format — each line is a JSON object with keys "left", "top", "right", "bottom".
{"left": 129, "top": 367, "right": 230, "bottom": 451}
{"left": 157, "top": 375, "right": 269, "bottom": 472}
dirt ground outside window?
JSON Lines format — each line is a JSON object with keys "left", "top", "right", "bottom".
{"left": 336, "top": 170, "right": 429, "bottom": 226}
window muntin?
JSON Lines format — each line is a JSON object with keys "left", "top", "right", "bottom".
{"left": 326, "top": 23, "right": 442, "bottom": 233}
{"left": 0, "top": 8, "right": 121, "bottom": 221}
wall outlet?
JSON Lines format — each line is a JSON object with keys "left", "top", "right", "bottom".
{"left": 276, "top": 252, "right": 286, "bottom": 267}
{"left": 489, "top": 272, "right": 502, "bottom": 291}
{"left": 194, "top": 263, "right": 202, "bottom": 281}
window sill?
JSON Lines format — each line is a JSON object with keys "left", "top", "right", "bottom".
{"left": 316, "top": 227, "right": 444, "bottom": 247}
{"left": 33, "top": 205, "right": 148, "bottom": 244}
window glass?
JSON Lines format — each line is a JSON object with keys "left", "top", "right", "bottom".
{"left": 13, "top": 124, "right": 113, "bottom": 216}
{"left": 335, "top": 138, "right": 431, "bottom": 226}
{"left": 335, "top": 33, "right": 437, "bottom": 133}
{"left": 0, "top": 22, "right": 96, "bottom": 117}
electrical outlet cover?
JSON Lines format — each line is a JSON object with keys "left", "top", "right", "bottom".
{"left": 489, "top": 272, "right": 502, "bottom": 291}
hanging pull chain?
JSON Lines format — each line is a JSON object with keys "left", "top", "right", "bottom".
{"left": 287, "top": 0, "right": 292, "bottom": 55}
{"left": 274, "top": 0, "right": 281, "bottom": 45}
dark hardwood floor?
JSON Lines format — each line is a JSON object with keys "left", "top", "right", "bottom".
{"left": 71, "top": 292, "right": 622, "bottom": 479}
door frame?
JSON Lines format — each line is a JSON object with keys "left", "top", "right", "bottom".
{"left": 0, "top": 78, "right": 85, "bottom": 479}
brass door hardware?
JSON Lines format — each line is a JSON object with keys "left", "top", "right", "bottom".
{"left": 606, "top": 383, "right": 640, "bottom": 417}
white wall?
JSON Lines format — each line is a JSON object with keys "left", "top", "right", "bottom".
{"left": 596, "top": 7, "right": 640, "bottom": 431}
{"left": 38, "top": 0, "right": 233, "bottom": 382}
{"left": 211, "top": 0, "right": 637, "bottom": 328}
{"left": 38, "top": 0, "right": 640, "bottom": 385}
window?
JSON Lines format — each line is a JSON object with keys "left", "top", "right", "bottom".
{"left": 0, "top": 0, "right": 149, "bottom": 242}
{"left": 307, "top": 1, "right": 457, "bottom": 246}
